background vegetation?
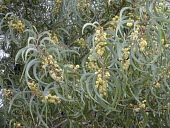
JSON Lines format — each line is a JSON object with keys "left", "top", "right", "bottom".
{"left": 0, "top": 0, "right": 170, "bottom": 127}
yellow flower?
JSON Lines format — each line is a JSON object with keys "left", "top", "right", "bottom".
{"left": 158, "top": 2, "right": 164, "bottom": 6}
{"left": 75, "top": 64, "right": 80, "bottom": 68}
{"left": 139, "top": 103, "right": 146, "bottom": 109}
{"left": 97, "top": 74, "right": 102, "bottom": 78}
{"left": 134, "top": 107, "right": 140, "bottom": 112}
{"left": 69, "top": 64, "right": 74, "bottom": 69}
{"left": 142, "top": 100, "right": 146, "bottom": 103}
{"left": 126, "top": 22, "right": 133, "bottom": 27}
{"left": 105, "top": 71, "right": 110, "bottom": 77}
{"left": 48, "top": 99, "right": 56, "bottom": 104}
{"left": 49, "top": 55, "right": 53, "bottom": 59}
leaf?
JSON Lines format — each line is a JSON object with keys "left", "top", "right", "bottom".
{"left": 25, "top": 47, "right": 38, "bottom": 61}
{"left": 82, "top": 22, "right": 99, "bottom": 34}
{"left": 25, "top": 58, "right": 41, "bottom": 80}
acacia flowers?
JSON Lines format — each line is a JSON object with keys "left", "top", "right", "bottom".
{"left": 126, "top": 22, "right": 133, "bottom": 27}
{"left": 3, "top": 88, "right": 13, "bottom": 101}
{"left": 10, "top": 19, "right": 25, "bottom": 33}
{"left": 49, "top": 31, "right": 59, "bottom": 45}
{"left": 42, "top": 93, "right": 61, "bottom": 104}
{"left": 95, "top": 68, "right": 110, "bottom": 97}
{"left": 86, "top": 26, "right": 108, "bottom": 70}
{"left": 85, "top": 26, "right": 111, "bottom": 96}
{"left": 76, "top": 38, "right": 87, "bottom": 48}
{"left": 121, "top": 46, "right": 131, "bottom": 70}
{"left": 41, "top": 54, "right": 63, "bottom": 82}
{"left": 110, "top": 16, "right": 119, "bottom": 28}
{"left": 77, "top": 0, "right": 90, "bottom": 10}
{"left": 139, "top": 38, "right": 147, "bottom": 51}
{"left": 85, "top": 58, "right": 98, "bottom": 70}
{"left": 27, "top": 81, "right": 61, "bottom": 104}
{"left": 153, "top": 81, "right": 161, "bottom": 88}
{"left": 54, "top": 0, "right": 62, "bottom": 13}
{"left": 69, "top": 64, "right": 80, "bottom": 71}
{"left": 134, "top": 100, "right": 147, "bottom": 112}
{"left": 27, "top": 81, "right": 42, "bottom": 97}
{"left": 13, "top": 122, "right": 23, "bottom": 128}
{"left": 94, "top": 26, "right": 107, "bottom": 58}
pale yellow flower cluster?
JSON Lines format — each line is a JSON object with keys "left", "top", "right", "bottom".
{"left": 153, "top": 82, "right": 161, "bottom": 88}
{"left": 85, "top": 59, "right": 98, "bottom": 70}
{"left": 95, "top": 69, "right": 110, "bottom": 97}
{"left": 158, "top": 2, "right": 165, "bottom": 6}
{"left": 85, "top": 26, "right": 111, "bottom": 96}
{"left": 161, "top": 39, "right": 169, "bottom": 48}
{"left": 111, "top": 16, "right": 119, "bottom": 26}
{"left": 94, "top": 27, "right": 107, "bottom": 58}
{"left": 41, "top": 54, "right": 63, "bottom": 82}
{"left": 128, "top": 13, "right": 140, "bottom": 21}
{"left": 13, "top": 122, "right": 22, "bottom": 128}
{"left": 3, "top": 88, "right": 13, "bottom": 101}
{"left": 121, "top": 46, "right": 131, "bottom": 70}
{"left": 27, "top": 81, "right": 42, "bottom": 97}
{"left": 126, "top": 22, "right": 133, "bottom": 27}
{"left": 134, "top": 100, "right": 146, "bottom": 112}
{"left": 139, "top": 100, "right": 146, "bottom": 109}
{"left": 54, "top": 0, "right": 62, "bottom": 13}
{"left": 10, "top": 19, "right": 25, "bottom": 33}
{"left": 139, "top": 38, "right": 147, "bottom": 51}
{"left": 42, "top": 93, "right": 61, "bottom": 104}
{"left": 155, "top": 2, "right": 165, "bottom": 12}
{"left": 27, "top": 81, "right": 61, "bottom": 104}
{"left": 108, "top": 15, "right": 120, "bottom": 31}
{"left": 69, "top": 64, "right": 80, "bottom": 70}
{"left": 0, "top": 3, "right": 7, "bottom": 9}
{"left": 129, "top": 25, "right": 148, "bottom": 52}
{"left": 122, "top": 46, "right": 131, "bottom": 60}
{"left": 86, "top": 27, "right": 107, "bottom": 70}
{"left": 123, "top": 59, "right": 130, "bottom": 70}
{"left": 76, "top": 38, "right": 86, "bottom": 48}
{"left": 49, "top": 32, "right": 59, "bottom": 45}
{"left": 77, "top": 0, "right": 90, "bottom": 10}
{"left": 122, "top": 34, "right": 147, "bottom": 70}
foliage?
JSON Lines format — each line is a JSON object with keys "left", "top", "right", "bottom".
{"left": 0, "top": 0, "right": 170, "bottom": 127}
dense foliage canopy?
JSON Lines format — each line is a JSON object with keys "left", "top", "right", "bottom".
{"left": 0, "top": 0, "right": 170, "bottom": 127}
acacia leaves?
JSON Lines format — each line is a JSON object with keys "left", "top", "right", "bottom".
{"left": 0, "top": 0, "right": 170, "bottom": 128}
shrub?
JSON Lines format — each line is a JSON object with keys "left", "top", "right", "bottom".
{"left": 0, "top": 0, "right": 170, "bottom": 127}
